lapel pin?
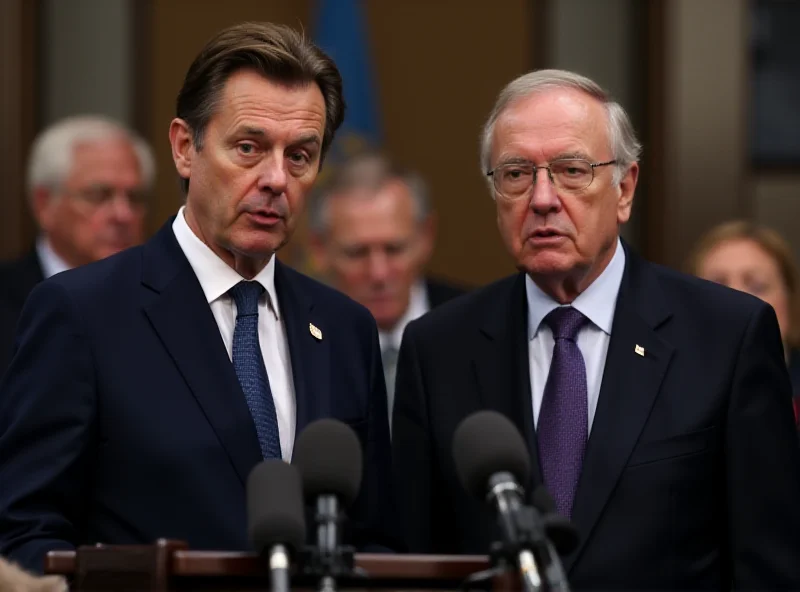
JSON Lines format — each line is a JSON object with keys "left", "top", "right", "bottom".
{"left": 309, "top": 323, "right": 323, "bottom": 341}
{"left": 634, "top": 344, "right": 645, "bottom": 357}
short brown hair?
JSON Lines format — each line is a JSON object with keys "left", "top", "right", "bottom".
{"left": 687, "top": 220, "right": 800, "bottom": 346}
{"left": 175, "top": 22, "right": 345, "bottom": 192}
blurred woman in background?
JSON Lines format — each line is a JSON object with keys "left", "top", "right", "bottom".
{"left": 688, "top": 220, "right": 800, "bottom": 428}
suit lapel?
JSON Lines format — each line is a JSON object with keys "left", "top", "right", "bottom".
{"left": 564, "top": 247, "right": 674, "bottom": 573}
{"left": 141, "top": 222, "right": 262, "bottom": 486}
{"left": 274, "top": 261, "right": 330, "bottom": 441}
{"left": 472, "top": 274, "right": 543, "bottom": 488}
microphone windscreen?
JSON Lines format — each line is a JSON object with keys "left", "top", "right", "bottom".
{"left": 292, "top": 418, "right": 363, "bottom": 507}
{"left": 247, "top": 459, "right": 307, "bottom": 555}
{"left": 532, "top": 485, "right": 557, "bottom": 514}
{"left": 452, "top": 410, "right": 531, "bottom": 499}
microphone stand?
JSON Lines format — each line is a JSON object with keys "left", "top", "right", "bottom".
{"left": 298, "top": 496, "right": 356, "bottom": 592}
{"left": 268, "top": 544, "right": 290, "bottom": 592}
{"left": 483, "top": 480, "right": 572, "bottom": 592}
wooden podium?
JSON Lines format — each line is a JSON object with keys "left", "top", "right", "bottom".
{"left": 45, "top": 540, "right": 519, "bottom": 590}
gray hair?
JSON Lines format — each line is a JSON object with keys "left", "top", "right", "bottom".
{"left": 26, "top": 115, "right": 156, "bottom": 203}
{"left": 308, "top": 152, "right": 431, "bottom": 235}
{"left": 479, "top": 69, "right": 641, "bottom": 192}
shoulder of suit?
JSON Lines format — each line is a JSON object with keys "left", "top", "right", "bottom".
{"left": 636, "top": 257, "right": 768, "bottom": 322}
{"left": 278, "top": 263, "right": 375, "bottom": 323}
{"left": 43, "top": 244, "right": 145, "bottom": 300}
{"left": 408, "top": 273, "right": 520, "bottom": 333}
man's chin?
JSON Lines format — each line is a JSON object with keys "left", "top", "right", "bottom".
{"left": 232, "top": 237, "right": 285, "bottom": 259}
{"left": 368, "top": 306, "right": 402, "bottom": 332}
{"left": 517, "top": 252, "right": 575, "bottom": 278}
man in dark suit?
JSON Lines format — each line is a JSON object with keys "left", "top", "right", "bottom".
{"left": 309, "top": 152, "right": 465, "bottom": 424}
{"left": 0, "top": 22, "right": 394, "bottom": 572}
{"left": 392, "top": 69, "right": 800, "bottom": 589}
{"left": 0, "top": 116, "right": 154, "bottom": 374}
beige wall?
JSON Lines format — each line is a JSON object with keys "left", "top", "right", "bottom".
{"left": 655, "top": 0, "right": 800, "bottom": 269}
{"left": 659, "top": 0, "right": 749, "bottom": 270}
{"left": 41, "top": 0, "right": 134, "bottom": 127}
{"left": 754, "top": 174, "right": 800, "bottom": 263}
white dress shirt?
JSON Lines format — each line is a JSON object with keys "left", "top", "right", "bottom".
{"left": 378, "top": 280, "right": 430, "bottom": 428}
{"left": 36, "top": 236, "right": 71, "bottom": 279}
{"left": 378, "top": 280, "right": 430, "bottom": 353}
{"left": 172, "top": 207, "right": 296, "bottom": 460}
{"left": 527, "top": 238, "right": 626, "bottom": 433}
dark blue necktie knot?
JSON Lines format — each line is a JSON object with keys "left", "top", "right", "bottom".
{"left": 544, "top": 306, "right": 587, "bottom": 342}
{"left": 230, "top": 281, "right": 264, "bottom": 317}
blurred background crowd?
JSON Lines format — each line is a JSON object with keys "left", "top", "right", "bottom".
{"left": 1, "top": 0, "right": 800, "bottom": 401}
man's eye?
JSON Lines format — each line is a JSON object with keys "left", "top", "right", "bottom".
{"left": 238, "top": 143, "right": 257, "bottom": 155}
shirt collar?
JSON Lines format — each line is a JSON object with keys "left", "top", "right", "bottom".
{"left": 172, "top": 206, "right": 280, "bottom": 319}
{"left": 36, "top": 235, "right": 72, "bottom": 279}
{"left": 526, "top": 237, "right": 625, "bottom": 340}
{"left": 379, "top": 279, "right": 429, "bottom": 352}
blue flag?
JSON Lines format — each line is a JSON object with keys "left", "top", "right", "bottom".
{"left": 314, "top": 0, "right": 381, "bottom": 166}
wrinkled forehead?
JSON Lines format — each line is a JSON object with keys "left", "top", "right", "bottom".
{"left": 69, "top": 137, "right": 141, "bottom": 182}
{"left": 491, "top": 88, "right": 611, "bottom": 162}
{"left": 328, "top": 186, "right": 420, "bottom": 240}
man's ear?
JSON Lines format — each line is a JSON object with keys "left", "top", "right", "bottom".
{"left": 169, "top": 118, "right": 195, "bottom": 182}
{"left": 417, "top": 213, "right": 437, "bottom": 265}
{"left": 31, "top": 186, "right": 57, "bottom": 232}
{"left": 616, "top": 162, "right": 639, "bottom": 225}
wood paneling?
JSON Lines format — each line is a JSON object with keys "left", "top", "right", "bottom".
{"left": 0, "top": 0, "right": 38, "bottom": 259}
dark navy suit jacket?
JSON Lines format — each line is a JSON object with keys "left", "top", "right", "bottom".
{"left": 393, "top": 241, "right": 800, "bottom": 590}
{"left": 0, "top": 220, "right": 395, "bottom": 571}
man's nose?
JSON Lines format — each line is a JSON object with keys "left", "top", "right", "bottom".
{"left": 529, "top": 167, "right": 561, "bottom": 215}
{"left": 257, "top": 153, "right": 289, "bottom": 195}
{"left": 366, "top": 251, "right": 391, "bottom": 283}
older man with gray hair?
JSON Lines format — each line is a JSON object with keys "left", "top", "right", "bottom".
{"left": 0, "top": 115, "right": 155, "bottom": 373}
{"left": 309, "top": 152, "right": 465, "bottom": 424}
{"left": 392, "top": 69, "right": 800, "bottom": 589}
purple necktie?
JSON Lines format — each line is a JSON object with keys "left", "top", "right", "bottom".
{"left": 537, "top": 306, "right": 589, "bottom": 518}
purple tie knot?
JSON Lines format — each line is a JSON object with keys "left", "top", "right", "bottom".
{"left": 544, "top": 306, "right": 588, "bottom": 342}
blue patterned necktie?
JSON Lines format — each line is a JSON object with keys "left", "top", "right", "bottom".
{"left": 537, "top": 306, "right": 589, "bottom": 518}
{"left": 230, "top": 281, "right": 282, "bottom": 459}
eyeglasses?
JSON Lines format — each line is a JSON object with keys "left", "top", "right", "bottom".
{"left": 64, "top": 185, "right": 149, "bottom": 211}
{"left": 486, "top": 158, "right": 617, "bottom": 201}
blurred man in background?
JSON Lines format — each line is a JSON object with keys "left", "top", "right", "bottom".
{"left": 309, "top": 152, "right": 465, "bottom": 423}
{"left": 0, "top": 115, "right": 154, "bottom": 373}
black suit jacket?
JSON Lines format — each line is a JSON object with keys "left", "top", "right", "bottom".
{"left": 0, "top": 249, "right": 44, "bottom": 375}
{"left": 392, "top": 244, "right": 800, "bottom": 590}
{"left": 424, "top": 277, "right": 467, "bottom": 309}
{"left": 0, "top": 220, "right": 396, "bottom": 572}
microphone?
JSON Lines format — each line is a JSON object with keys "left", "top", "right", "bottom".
{"left": 247, "top": 459, "right": 307, "bottom": 592}
{"left": 292, "top": 419, "right": 363, "bottom": 592}
{"left": 530, "top": 486, "right": 578, "bottom": 592}
{"left": 531, "top": 487, "right": 579, "bottom": 556}
{"left": 453, "top": 410, "right": 576, "bottom": 592}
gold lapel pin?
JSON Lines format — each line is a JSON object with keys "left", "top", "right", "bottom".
{"left": 634, "top": 344, "right": 645, "bottom": 357}
{"left": 309, "top": 323, "right": 323, "bottom": 341}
